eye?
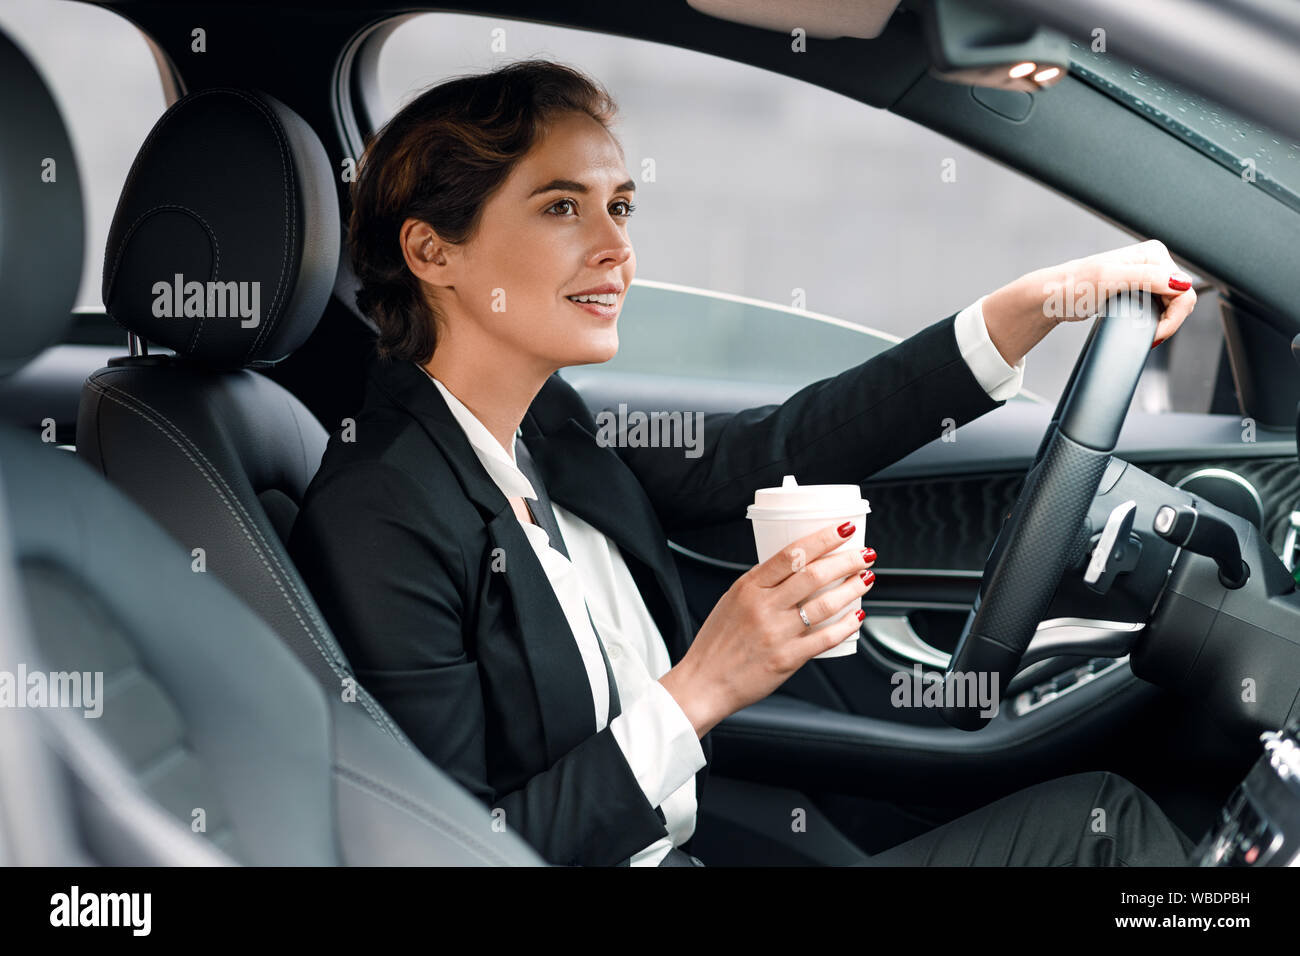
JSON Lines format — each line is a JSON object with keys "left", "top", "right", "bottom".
{"left": 545, "top": 198, "right": 637, "bottom": 218}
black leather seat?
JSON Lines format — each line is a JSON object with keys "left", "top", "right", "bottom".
{"left": 73, "top": 87, "right": 406, "bottom": 740}
{"left": 0, "top": 29, "right": 542, "bottom": 866}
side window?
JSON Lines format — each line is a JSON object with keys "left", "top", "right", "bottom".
{"left": 0, "top": 0, "right": 170, "bottom": 315}
{"left": 581, "top": 279, "right": 898, "bottom": 386}
{"left": 363, "top": 12, "right": 1217, "bottom": 410}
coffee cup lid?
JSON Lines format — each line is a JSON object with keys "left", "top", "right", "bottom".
{"left": 745, "top": 475, "right": 870, "bottom": 520}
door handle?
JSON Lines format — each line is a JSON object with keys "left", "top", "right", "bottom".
{"left": 861, "top": 615, "right": 951, "bottom": 669}
{"left": 863, "top": 614, "right": 1143, "bottom": 671}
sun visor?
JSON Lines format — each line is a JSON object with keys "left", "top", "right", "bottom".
{"left": 686, "top": 0, "right": 903, "bottom": 40}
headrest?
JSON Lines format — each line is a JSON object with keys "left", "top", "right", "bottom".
{"left": 0, "top": 30, "right": 84, "bottom": 378}
{"left": 102, "top": 89, "right": 340, "bottom": 369}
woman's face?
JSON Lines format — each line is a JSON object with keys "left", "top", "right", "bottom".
{"left": 426, "top": 110, "right": 636, "bottom": 373}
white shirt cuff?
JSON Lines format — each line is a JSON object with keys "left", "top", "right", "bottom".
{"left": 953, "top": 295, "right": 1025, "bottom": 402}
{"left": 609, "top": 679, "right": 707, "bottom": 810}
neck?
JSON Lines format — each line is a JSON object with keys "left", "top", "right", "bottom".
{"left": 420, "top": 322, "right": 555, "bottom": 457}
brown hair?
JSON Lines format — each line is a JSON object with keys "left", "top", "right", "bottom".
{"left": 348, "top": 58, "right": 620, "bottom": 364}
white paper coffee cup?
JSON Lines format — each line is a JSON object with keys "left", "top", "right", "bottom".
{"left": 746, "top": 475, "right": 871, "bottom": 659}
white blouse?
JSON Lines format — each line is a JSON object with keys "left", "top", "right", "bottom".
{"left": 415, "top": 295, "right": 1021, "bottom": 866}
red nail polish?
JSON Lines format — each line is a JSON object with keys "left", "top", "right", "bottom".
{"left": 855, "top": 608, "right": 866, "bottom": 622}
{"left": 861, "top": 570, "right": 875, "bottom": 585}
{"left": 1169, "top": 275, "right": 1192, "bottom": 291}
{"left": 861, "top": 547, "right": 876, "bottom": 563}
{"left": 838, "top": 521, "right": 855, "bottom": 537}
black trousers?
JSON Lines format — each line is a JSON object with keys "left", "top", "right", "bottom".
{"left": 669, "top": 771, "right": 1198, "bottom": 867}
{"left": 854, "top": 771, "right": 1198, "bottom": 866}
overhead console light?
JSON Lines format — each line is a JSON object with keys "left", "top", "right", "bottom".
{"left": 920, "top": 0, "right": 1070, "bottom": 91}
{"left": 685, "top": 0, "right": 904, "bottom": 40}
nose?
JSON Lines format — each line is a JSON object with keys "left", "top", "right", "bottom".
{"left": 587, "top": 215, "right": 633, "bottom": 268}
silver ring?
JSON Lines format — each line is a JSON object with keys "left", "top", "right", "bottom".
{"left": 798, "top": 606, "right": 812, "bottom": 628}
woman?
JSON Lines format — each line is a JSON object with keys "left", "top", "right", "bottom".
{"left": 288, "top": 59, "right": 1200, "bottom": 867}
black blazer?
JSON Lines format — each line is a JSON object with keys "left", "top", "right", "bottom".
{"left": 287, "top": 310, "right": 1005, "bottom": 866}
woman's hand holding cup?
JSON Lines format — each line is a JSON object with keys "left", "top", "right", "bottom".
{"left": 659, "top": 519, "right": 876, "bottom": 738}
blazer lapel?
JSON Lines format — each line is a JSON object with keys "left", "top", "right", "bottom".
{"left": 485, "top": 510, "right": 598, "bottom": 766}
{"left": 521, "top": 406, "right": 712, "bottom": 778}
{"left": 521, "top": 411, "right": 696, "bottom": 667}
{"left": 367, "top": 357, "right": 597, "bottom": 766}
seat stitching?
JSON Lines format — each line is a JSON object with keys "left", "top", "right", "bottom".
{"left": 87, "top": 380, "right": 341, "bottom": 660}
{"left": 100, "top": 89, "right": 293, "bottom": 363}
{"left": 333, "top": 762, "right": 519, "bottom": 866}
{"left": 102, "top": 202, "right": 223, "bottom": 355}
{"left": 176, "top": 90, "right": 291, "bottom": 362}
{"left": 103, "top": 88, "right": 246, "bottom": 297}
{"left": 88, "top": 379, "right": 406, "bottom": 745}
{"left": 212, "top": 89, "right": 292, "bottom": 363}
{"left": 90, "top": 379, "right": 329, "bottom": 642}
{"left": 84, "top": 378, "right": 408, "bottom": 745}
{"left": 105, "top": 89, "right": 251, "bottom": 263}
{"left": 89, "top": 379, "right": 405, "bottom": 747}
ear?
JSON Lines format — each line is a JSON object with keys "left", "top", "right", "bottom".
{"left": 400, "top": 218, "right": 457, "bottom": 288}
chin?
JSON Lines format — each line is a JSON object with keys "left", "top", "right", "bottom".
{"left": 565, "top": 333, "right": 619, "bottom": 367}
{"left": 562, "top": 351, "right": 618, "bottom": 370}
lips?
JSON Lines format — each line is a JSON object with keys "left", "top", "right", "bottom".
{"left": 566, "top": 295, "right": 619, "bottom": 318}
{"left": 567, "top": 283, "right": 624, "bottom": 297}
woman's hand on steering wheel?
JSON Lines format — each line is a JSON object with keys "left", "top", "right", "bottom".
{"left": 981, "top": 239, "right": 1199, "bottom": 366}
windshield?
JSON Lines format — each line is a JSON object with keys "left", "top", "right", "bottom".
{"left": 1069, "top": 42, "right": 1300, "bottom": 215}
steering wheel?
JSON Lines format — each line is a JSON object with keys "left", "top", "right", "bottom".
{"left": 939, "top": 289, "right": 1161, "bottom": 730}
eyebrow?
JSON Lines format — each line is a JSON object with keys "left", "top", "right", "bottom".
{"left": 528, "top": 177, "right": 636, "bottom": 198}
